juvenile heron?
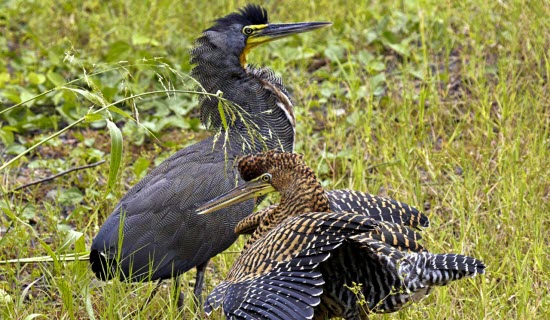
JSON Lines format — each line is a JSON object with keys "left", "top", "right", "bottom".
{"left": 90, "top": 4, "right": 330, "bottom": 303}
{"left": 197, "top": 151, "right": 486, "bottom": 319}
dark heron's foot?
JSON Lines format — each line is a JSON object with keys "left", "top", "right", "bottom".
{"left": 177, "top": 290, "right": 185, "bottom": 309}
{"left": 172, "top": 276, "right": 185, "bottom": 310}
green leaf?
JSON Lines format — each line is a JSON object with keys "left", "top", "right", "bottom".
{"left": 0, "top": 288, "right": 11, "bottom": 304}
{"left": 0, "top": 72, "right": 10, "bottom": 87}
{"left": 105, "top": 40, "right": 131, "bottom": 62}
{"left": 28, "top": 72, "right": 46, "bottom": 85}
{"left": 370, "top": 73, "right": 386, "bottom": 89}
{"left": 20, "top": 90, "right": 36, "bottom": 107}
{"left": 0, "top": 128, "right": 14, "bottom": 146}
{"left": 58, "top": 187, "right": 84, "bottom": 206}
{"left": 387, "top": 42, "right": 410, "bottom": 57}
{"left": 106, "top": 120, "right": 123, "bottom": 191}
{"left": 108, "top": 105, "right": 133, "bottom": 119}
{"left": 133, "top": 157, "right": 151, "bottom": 179}
{"left": 132, "top": 33, "right": 160, "bottom": 46}
{"left": 5, "top": 144, "right": 26, "bottom": 155}
{"left": 47, "top": 70, "right": 66, "bottom": 87}
{"left": 84, "top": 113, "right": 104, "bottom": 123}
{"left": 57, "top": 227, "right": 84, "bottom": 252}
{"left": 74, "top": 230, "right": 86, "bottom": 252}
{"left": 216, "top": 91, "right": 228, "bottom": 132}
{"left": 1, "top": 89, "right": 20, "bottom": 103}
{"left": 61, "top": 87, "right": 107, "bottom": 106}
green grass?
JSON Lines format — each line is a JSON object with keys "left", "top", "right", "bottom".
{"left": 1, "top": 0, "right": 549, "bottom": 319}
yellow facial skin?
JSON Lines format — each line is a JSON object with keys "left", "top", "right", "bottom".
{"left": 240, "top": 24, "right": 269, "bottom": 66}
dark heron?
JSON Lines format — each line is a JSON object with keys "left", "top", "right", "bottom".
{"left": 197, "top": 151, "right": 486, "bottom": 319}
{"left": 90, "top": 4, "right": 330, "bottom": 304}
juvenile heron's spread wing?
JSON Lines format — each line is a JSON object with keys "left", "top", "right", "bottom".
{"left": 235, "top": 189, "right": 430, "bottom": 236}
{"left": 206, "top": 212, "right": 381, "bottom": 319}
{"left": 197, "top": 151, "right": 485, "bottom": 319}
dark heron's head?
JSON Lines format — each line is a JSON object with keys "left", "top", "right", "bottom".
{"left": 200, "top": 4, "right": 331, "bottom": 66}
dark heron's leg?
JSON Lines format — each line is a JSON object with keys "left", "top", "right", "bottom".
{"left": 193, "top": 260, "right": 209, "bottom": 308}
{"left": 140, "top": 279, "right": 163, "bottom": 311}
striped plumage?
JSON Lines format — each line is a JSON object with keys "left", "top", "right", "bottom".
{"left": 198, "top": 151, "right": 485, "bottom": 319}
{"left": 235, "top": 189, "right": 429, "bottom": 236}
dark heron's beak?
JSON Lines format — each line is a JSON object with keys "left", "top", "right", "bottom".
{"left": 241, "top": 21, "right": 331, "bottom": 66}
{"left": 255, "top": 21, "right": 332, "bottom": 41}
{"left": 196, "top": 179, "right": 275, "bottom": 215}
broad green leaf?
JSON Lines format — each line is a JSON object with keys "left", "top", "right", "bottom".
{"left": 5, "top": 144, "right": 26, "bottom": 155}
{"left": 370, "top": 73, "right": 386, "bottom": 89}
{"left": 0, "top": 72, "right": 10, "bottom": 87}
{"left": 74, "top": 230, "right": 86, "bottom": 252}
{"left": 108, "top": 105, "right": 133, "bottom": 119}
{"left": 58, "top": 188, "right": 84, "bottom": 206}
{"left": 57, "top": 227, "right": 84, "bottom": 252}
{"left": 62, "top": 87, "right": 107, "bottom": 106}
{"left": 20, "top": 90, "right": 35, "bottom": 107}
{"left": 105, "top": 40, "right": 131, "bottom": 62}
{"left": 133, "top": 156, "right": 151, "bottom": 179}
{"left": 0, "top": 288, "right": 11, "bottom": 304}
{"left": 28, "top": 72, "right": 46, "bottom": 85}
{"left": 0, "top": 128, "right": 14, "bottom": 146}
{"left": 85, "top": 113, "right": 104, "bottom": 123}
{"left": 106, "top": 120, "right": 123, "bottom": 191}
{"left": 387, "top": 42, "right": 410, "bottom": 57}
{"left": 132, "top": 33, "right": 160, "bottom": 46}
{"left": 47, "top": 70, "right": 65, "bottom": 87}
{"left": 1, "top": 89, "right": 20, "bottom": 103}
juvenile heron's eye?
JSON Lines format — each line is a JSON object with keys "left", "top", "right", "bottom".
{"left": 261, "top": 174, "right": 271, "bottom": 182}
{"left": 243, "top": 27, "right": 254, "bottom": 35}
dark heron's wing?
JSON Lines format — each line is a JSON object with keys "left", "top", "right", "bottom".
{"left": 90, "top": 137, "right": 253, "bottom": 281}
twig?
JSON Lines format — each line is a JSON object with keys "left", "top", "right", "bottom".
{"left": 5, "top": 160, "right": 106, "bottom": 195}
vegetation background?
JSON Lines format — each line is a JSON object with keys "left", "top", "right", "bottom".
{"left": 1, "top": 0, "right": 548, "bottom": 319}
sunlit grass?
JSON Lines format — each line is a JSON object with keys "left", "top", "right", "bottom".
{"left": 1, "top": 0, "right": 549, "bottom": 319}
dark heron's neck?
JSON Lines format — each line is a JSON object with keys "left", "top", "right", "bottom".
{"left": 190, "top": 34, "right": 295, "bottom": 153}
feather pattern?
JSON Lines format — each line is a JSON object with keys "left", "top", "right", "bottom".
{"left": 90, "top": 5, "right": 297, "bottom": 285}
{"left": 205, "top": 151, "right": 485, "bottom": 319}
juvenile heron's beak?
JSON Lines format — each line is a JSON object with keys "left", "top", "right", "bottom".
{"left": 196, "top": 180, "right": 275, "bottom": 215}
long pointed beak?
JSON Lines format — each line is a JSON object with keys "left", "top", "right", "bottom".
{"left": 247, "top": 22, "right": 332, "bottom": 48}
{"left": 196, "top": 180, "right": 276, "bottom": 215}
{"left": 258, "top": 21, "right": 332, "bottom": 40}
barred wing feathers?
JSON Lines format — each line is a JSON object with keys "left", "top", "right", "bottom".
{"left": 205, "top": 212, "right": 380, "bottom": 319}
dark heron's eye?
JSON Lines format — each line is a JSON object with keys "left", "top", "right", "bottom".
{"left": 261, "top": 173, "right": 271, "bottom": 182}
{"left": 243, "top": 26, "right": 254, "bottom": 35}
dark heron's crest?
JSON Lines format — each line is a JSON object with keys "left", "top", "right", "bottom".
{"left": 209, "top": 4, "right": 269, "bottom": 31}
{"left": 237, "top": 4, "right": 269, "bottom": 24}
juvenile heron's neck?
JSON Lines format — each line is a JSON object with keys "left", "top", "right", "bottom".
{"left": 249, "top": 167, "right": 331, "bottom": 242}
{"left": 190, "top": 35, "right": 295, "bottom": 153}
